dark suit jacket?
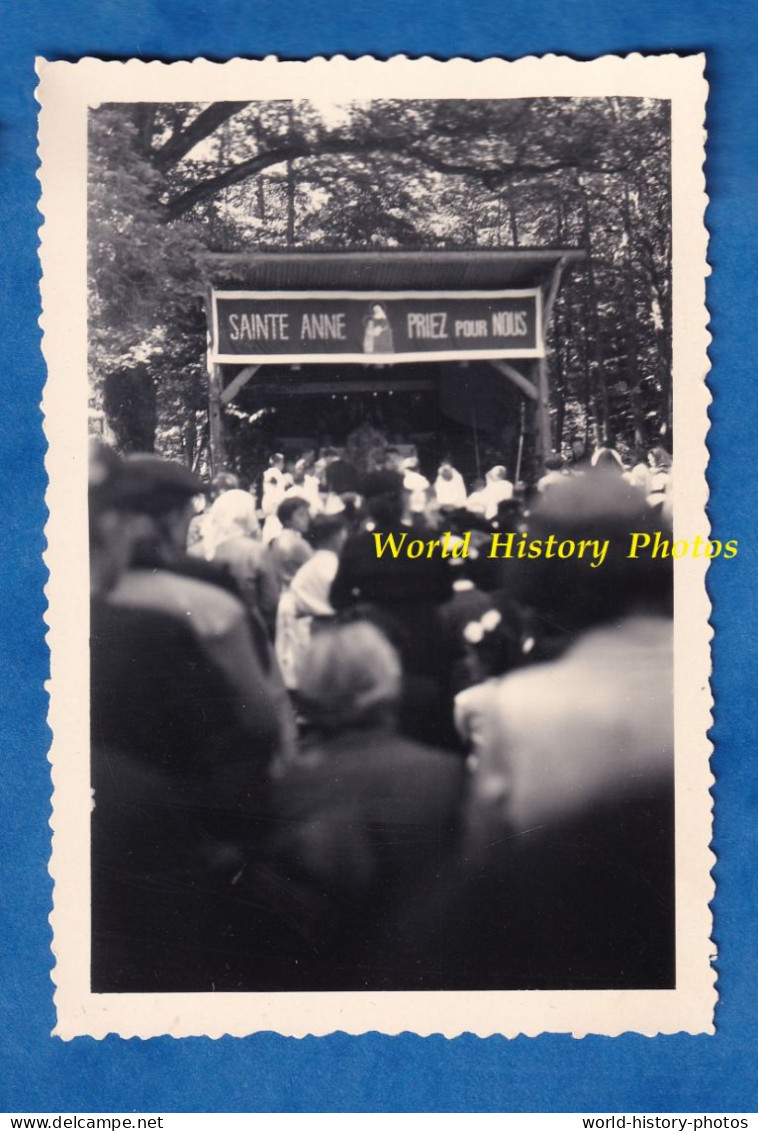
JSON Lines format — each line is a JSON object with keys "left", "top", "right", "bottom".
{"left": 360, "top": 784, "right": 675, "bottom": 991}
{"left": 267, "top": 724, "right": 465, "bottom": 990}
{"left": 90, "top": 597, "right": 279, "bottom": 992}
{"left": 330, "top": 527, "right": 456, "bottom": 745}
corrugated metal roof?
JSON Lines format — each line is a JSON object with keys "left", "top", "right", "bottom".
{"left": 201, "top": 249, "right": 586, "bottom": 293}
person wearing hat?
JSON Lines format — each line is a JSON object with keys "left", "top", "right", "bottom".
{"left": 274, "top": 512, "right": 348, "bottom": 694}
{"left": 330, "top": 469, "right": 457, "bottom": 748}
{"left": 90, "top": 446, "right": 297, "bottom": 990}
{"left": 371, "top": 468, "right": 675, "bottom": 991}
{"left": 268, "top": 621, "right": 464, "bottom": 989}
{"left": 109, "top": 453, "right": 295, "bottom": 748}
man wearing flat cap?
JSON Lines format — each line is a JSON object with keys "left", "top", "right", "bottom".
{"left": 89, "top": 447, "right": 296, "bottom": 991}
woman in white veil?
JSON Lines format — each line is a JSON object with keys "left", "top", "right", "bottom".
{"left": 201, "top": 489, "right": 279, "bottom": 635}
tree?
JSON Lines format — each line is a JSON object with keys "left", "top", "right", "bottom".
{"left": 88, "top": 97, "right": 672, "bottom": 463}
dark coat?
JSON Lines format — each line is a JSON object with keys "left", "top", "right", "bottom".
{"left": 90, "top": 595, "right": 284, "bottom": 992}
{"left": 266, "top": 723, "right": 465, "bottom": 990}
{"left": 360, "top": 783, "right": 675, "bottom": 991}
{"left": 330, "top": 528, "right": 456, "bottom": 746}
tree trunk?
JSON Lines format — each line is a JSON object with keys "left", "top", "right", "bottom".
{"left": 579, "top": 189, "right": 611, "bottom": 446}
{"left": 286, "top": 105, "right": 296, "bottom": 246}
{"left": 620, "top": 181, "right": 646, "bottom": 446}
{"left": 103, "top": 366, "right": 157, "bottom": 453}
{"left": 286, "top": 161, "right": 296, "bottom": 246}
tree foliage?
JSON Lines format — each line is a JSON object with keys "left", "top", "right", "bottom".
{"left": 88, "top": 96, "right": 672, "bottom": 464}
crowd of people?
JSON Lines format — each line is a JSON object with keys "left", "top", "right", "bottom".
{"left": 89, "top": 435, "right": 675, "bottom": 993}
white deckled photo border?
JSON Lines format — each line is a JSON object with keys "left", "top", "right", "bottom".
{"left": 38, "top": 53, "right": 714, "bottom": 1039}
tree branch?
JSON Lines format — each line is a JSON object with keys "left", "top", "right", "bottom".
{"left": 164, "top": 136, "right": 407, "bottom": 218}
{"left": 132, "top": 105, "right": 158, "bottom": 158}
{"left": 162, "top": 132, "right": 631, "bottom": 220}
{"left": 153, "top": 102, "right": 252, "bottom": 171}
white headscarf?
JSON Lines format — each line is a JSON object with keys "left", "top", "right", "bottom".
{"left": 202, "top": 489, "right": 260, "bottom": 560}
{"left": 477, "top": 466, "right": 513, "bottom": 519}
{"left": 291, "top": 550, "right": 340, "bottom": 618}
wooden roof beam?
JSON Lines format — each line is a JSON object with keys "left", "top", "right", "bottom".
{"left": 488, "top": 359, "right": 538, "bottom": 401}
{"left": 220, "top": 364, "right": 261, "bottom": 405}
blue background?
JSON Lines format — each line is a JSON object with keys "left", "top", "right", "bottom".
{"left": 1, "top": 0, "right": 757, "bottom": 1113}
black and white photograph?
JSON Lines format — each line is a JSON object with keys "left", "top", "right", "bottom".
{"left": 39, "top": 55, "right": 713, "bottom": 1038}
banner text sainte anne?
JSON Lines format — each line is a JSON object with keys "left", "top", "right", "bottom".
{"left": 226, "top": 309, "right": 530, "bottom": 342}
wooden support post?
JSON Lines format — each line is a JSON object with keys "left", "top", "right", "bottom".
{"left": 220, "top": 364, "right": 261, "bottom": 406}
{"left": 535, "top": 356, "right": 552, "bottom": 469}
{"left": 204, "top": 290, "right": 226, "bottom": 475}
{"left": 207, "top": 362, "right": 226, "bottom": 475}
{"left": 532, "top": 255, "right": 569, "bottom": 472}
{"left": 544, "top": 255, "right": 568, "bottom": 325}
{"left": 488, "top": 359, "right": 539, "bottom": 401}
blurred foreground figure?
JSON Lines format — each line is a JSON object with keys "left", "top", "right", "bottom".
{"left": 186, "top": 469, "right": 239, "bottom": 553}
{"left": 330, "top": 469, "right": 455, "bottom": 746}
{"left": 370, "top": 469, "right": 675, "bottom": 990}
{"left": 269, "top": 622, "right": 465, "bottom": 989}
{"left": 275, "top": 513, "right": 348, "bottom": 692}
{"left": 89, "top": 446, "right": 294, "bottom": 991}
